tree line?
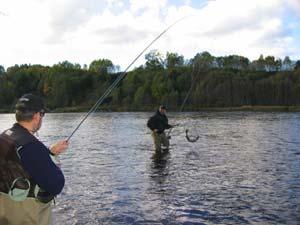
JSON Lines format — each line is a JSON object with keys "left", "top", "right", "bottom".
{"left": 0, "top": 51, "right": 300, "bottom": 112}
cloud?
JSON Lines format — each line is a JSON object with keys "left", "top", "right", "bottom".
{"left": 190, "top": 0, "right": 282, "bottom": 37}
{"left": 129, "top": 0, "right": 167, "bottom": 13}
{"left": 173, "top": 0, "right": 299, "bottom": 61}
{"left": 45, "top": 0, "right": 171, "bottom": 44}
{"left": 286, "top": 0, "right": 300, "bottom": 16}
{"left": 95, "top": 25, "right": 149, "bottom": 44}
{"left": 252, "top": 19, "right": 289, "bottom": 45}
{"left": 0, "top": 10, "right": 8, "bottom": 16}
{"left": 0, "top": 0, "right": 299, "bottom": 70}
{"left": 45, "top": 0, "right": 106, "bottom": 43}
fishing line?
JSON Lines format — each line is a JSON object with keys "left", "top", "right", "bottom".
{"left": 167, "top": 60, "right": 200, "bottom": 142}
{"left": 67, "top": 17, "right": 188, "bottom": 141}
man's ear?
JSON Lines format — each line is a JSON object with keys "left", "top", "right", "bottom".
{"left": 32, "top": 112, "right": 40, "bottom": 121}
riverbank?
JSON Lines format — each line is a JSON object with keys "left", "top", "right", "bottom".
{"left": 189, "top": 105, "right": 300, "bottom": 112}
{"left": 2, "top": 105, "right": 300, "bottom": 113}
{"left": 23, "top": 105, "right": 300, "bottom": 112}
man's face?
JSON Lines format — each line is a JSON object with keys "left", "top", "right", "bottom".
{"left": 32, "top": 111, "right": 44, "bottom": 132}
{"left": 160, "top": 108, "right": 166, "bottom": 114}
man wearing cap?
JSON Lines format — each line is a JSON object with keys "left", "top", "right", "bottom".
{"left": 147, "top": 105, "right": 173, "bottom": 153}
{"left": 0, "top": 93, "right": 69, "bottom": 225}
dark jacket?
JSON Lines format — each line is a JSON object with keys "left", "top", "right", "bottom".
{"left": 0, "top": 123, "right": 64, "bottom": 200}
{"left": 147, "top": 110, "right": 172, "bottom": 134}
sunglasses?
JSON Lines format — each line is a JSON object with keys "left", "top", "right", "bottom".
{"left": 39, "top": 110, "right": 45, "bottom": 117}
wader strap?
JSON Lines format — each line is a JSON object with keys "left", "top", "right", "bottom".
{"left": 8, "top": 177, "right": 30, "bottom": 202}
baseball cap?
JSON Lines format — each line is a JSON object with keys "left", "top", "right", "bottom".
{"left": 15, "top": 94, "right": 47, "bottom": 112}
{"left": 159, "top": 105, "right": 167, "bottom": 110}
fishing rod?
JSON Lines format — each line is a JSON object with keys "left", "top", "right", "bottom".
{"left": 67, "top": 17, "right": 187, "bottom": 141}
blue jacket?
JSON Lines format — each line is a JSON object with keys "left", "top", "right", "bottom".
{"left": 4, "top": 123, "right": 65, "bottom": 196}
{"left": 19, "top": 140, "right": 65, "bottom": 195}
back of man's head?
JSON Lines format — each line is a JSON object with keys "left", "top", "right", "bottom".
{"left": 15, "top": 94, "right": 45, "bottom": 122}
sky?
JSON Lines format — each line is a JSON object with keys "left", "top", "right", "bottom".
{"left": 0, "top": 0, "right": 299, "bottom": 70}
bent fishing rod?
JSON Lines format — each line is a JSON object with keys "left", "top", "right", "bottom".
{"left": 167, "top": 61, "right": 200, "bottom": 142}
{"left": 67, "top": 17, "right": 187, "bottom": 141}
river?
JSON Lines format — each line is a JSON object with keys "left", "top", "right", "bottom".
{"left": 0, "top": 112, "right": 299, "bottom": 224}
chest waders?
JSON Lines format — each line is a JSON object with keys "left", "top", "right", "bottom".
{"left": 0, "top": 124, "right": 55, "bottom": 225}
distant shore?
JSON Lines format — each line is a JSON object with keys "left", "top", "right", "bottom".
{"left": 2, "top": 105, "right": 300, "bottom": 113}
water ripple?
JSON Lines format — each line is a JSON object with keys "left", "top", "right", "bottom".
{"left": 1, "top": 112, "right": 300, "bottom": 224}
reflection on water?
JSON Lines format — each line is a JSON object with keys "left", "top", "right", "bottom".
{"left": 150, "top": 151, "right": 170, "bottom": 190}
{"left": 0, "top": 112, "right": 299, "bottom": 224}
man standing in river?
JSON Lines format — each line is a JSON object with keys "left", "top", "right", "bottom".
{"left": 147, "top": 105, "right": 173, "bottom": 153}
{"left": 0, "top": 93, "right": 68, "bottom": 225}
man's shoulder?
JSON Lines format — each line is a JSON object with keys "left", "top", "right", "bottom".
{"left": 18, "top": 141, "right": 51, "bottom": 168}
{"left": 21, "top": 140, "right": 47, "bottom": 151}
{"left": 3, "top": 123, "right": 38, "bottom": 148}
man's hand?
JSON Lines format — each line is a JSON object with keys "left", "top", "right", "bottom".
{"left": 50, "top": 139, "right": 69, "bottom": 156}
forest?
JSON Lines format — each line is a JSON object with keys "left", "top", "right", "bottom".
{"left": 1, "top": 51, "right": 300, "bottom": 112}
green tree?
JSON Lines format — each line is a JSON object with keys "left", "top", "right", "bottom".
{"left": 54, "top": 61, "right": 81, "bottom": 70}
{"left": 192, "top": 51, "right": 214, "bottom": 70}
{"left": 89, "top": 59, "right": 114, "bottom": 74}
{"left": 133, "top": 85, "right": 152, "bottom": 107}
{"left": 165, "top": 52, "right": 184, "bottom": 69}
{"left": 223, "top": 55, "right": 249, "bottom": 70}
{"left": 282, "top": 56, "right": 292, "bottom": 71}
{"left": 264, "top": 56, "right": 277, "bottom": 72}
{"left": 145, "top": 50, "right": 164, "bottom": 70}
{"left": 251, "top": 54, "right": 265, "bottom": 71}
{"left": 0, "top": 65, "right": 5, "bottom": 75}
{"left": 295, "top": 60, "right": 300, "bottom": 71}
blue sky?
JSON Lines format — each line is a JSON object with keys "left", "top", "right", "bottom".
{"left": 0, "top": 0, "right": 299, "bottom": 70}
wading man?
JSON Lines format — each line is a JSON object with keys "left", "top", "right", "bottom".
{"left": 147, "top": 105, "right": 173, "bottom": 153}
{"left": 0, "top": 93, "right": 69, "bottom": 225}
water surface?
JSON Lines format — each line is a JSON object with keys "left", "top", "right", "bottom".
{"left": 0, "top": 112, "right": 299, "bottom": 224}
